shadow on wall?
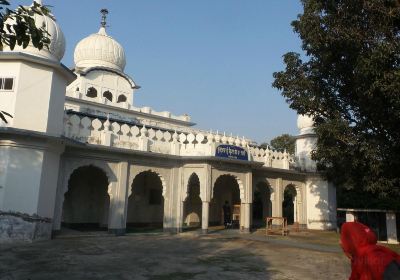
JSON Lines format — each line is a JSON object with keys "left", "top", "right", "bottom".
{"left": 308, "top": 180, "right": 336, "bottom": 230}
{"left": 295, "top": 136, "right": 316, "bottom": 172}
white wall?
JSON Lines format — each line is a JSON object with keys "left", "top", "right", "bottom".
{"left": 0, "top": 62, "right": 20, "bottom": 127}
{"left": 306, "top": 177, "right": 337, "bottom": 230}
{"left": 0, "top": 145, "right": 43, "bottom": 215}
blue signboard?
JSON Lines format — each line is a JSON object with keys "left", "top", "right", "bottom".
{"left": 215, "top": 145, "right": 248, "bottom": 161}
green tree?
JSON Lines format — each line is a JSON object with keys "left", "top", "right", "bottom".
{"left": 273, "top": 0, "right": 400, "bottom": 197}
{"left": 0, "top": 0, "right": 50, "bottom": 123}
{"left": 266, "top": 134, "right": 295, "bottom": 154}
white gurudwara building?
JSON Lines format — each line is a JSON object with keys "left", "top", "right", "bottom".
{"left": 0, "top": 2, "right": 336, "bottom": 242}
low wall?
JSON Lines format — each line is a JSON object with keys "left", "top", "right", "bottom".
{"left": 0, "top": 212, "right": 52, "bottom": 243}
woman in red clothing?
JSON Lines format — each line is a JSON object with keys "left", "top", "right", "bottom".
{"left": 340, "top": 222, "right": 400, "bottom": 280}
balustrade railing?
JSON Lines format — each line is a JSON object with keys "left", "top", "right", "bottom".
{"left": 63, "top": 112, "right": 294, "bottom": 169}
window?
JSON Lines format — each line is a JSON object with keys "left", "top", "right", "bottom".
{"left": 117, "top": 94, "right": 127, "bottom": 103}
{"left": 86, "top": 87, "right": 97, "bottom": 98}
{"left": 103, "top": 91, "right": 113, "bottom": 102}
{"left": 149, "top": 188, "right": 162, "bottom": 205}
{"left": 0, "top": 78, "right": 14, "bottom": 91}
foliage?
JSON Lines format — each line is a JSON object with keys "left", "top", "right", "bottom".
{"left": 270, "top": 134, "right": 295, "bottom": 154}
{"left": 273, "top": 0, "right": 400, "bottom": 197}
{"left": 0, "top": 0, "right": 51, "bottom": 124}
{"left": 0, "top": 0, "right": 51, "bottom": 51}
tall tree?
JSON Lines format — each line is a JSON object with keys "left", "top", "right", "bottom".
{"left": 0, "top": 0, "right": 50, "bottom": 123}
{"left": 273, "top": 0, "right": 400, "bottom": 196}
{"left": 268, "top": 134, "right": 296, "bottom": 154}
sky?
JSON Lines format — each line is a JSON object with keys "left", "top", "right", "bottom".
{"left": 13, "top": 0, "right": 304, "bottom": 144}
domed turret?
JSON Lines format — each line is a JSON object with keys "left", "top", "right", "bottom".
{"left": 4, "top": 0, "right": 66, "bottom": 61}
{"left": 297, "top": 114, "right": 315, "bottom": 135}
{"left": 73, "top": 18, "right": 126, "bottom": 71}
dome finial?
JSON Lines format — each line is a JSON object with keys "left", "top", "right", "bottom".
{"left": 100, "top": 8, "right": 109, "bottom": 28}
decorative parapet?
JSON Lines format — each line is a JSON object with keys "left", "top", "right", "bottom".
{"left": 66, "top": 90, "right": 191, "bottom": 122}
{"left": 63, "top": 112, "right": 294, "bottom": 169}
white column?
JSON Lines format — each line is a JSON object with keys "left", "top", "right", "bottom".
{"left": 346, "top": 211, "right": 355, "bottom": 222}
{"left": 241, "top": 203, "right": 251, "bottom": 233}
{"left": 386, "top": 212, "right": 398, "bottom": 244}
{"left": 108, "top": 162, "right": 129, "bottom": 235}
{"left": 202, "top": 201, "right": 210, "bottom": 234}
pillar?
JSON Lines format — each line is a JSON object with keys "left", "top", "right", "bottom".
{"left": 202, "top": 201, "right": 210, "bottom": 234}
{"left": 386, "top": 212, "right": 398, "bottom": 244}
{"left": 241, "top": 203, "right": 251, "bottom": 233}
{"left": 345, "top": 211, "right": 355, "bottom": 222}
{"left": 108, "top": 162, "right": 129, "bottom": 235}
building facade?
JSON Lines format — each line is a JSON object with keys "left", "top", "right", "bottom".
{"left": 0, "top": 1, "right": 336, "bottom": 242}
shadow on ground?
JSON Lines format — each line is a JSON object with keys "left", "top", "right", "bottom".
{"left": 0, "top": 231, "right": 350, "bottom": 280}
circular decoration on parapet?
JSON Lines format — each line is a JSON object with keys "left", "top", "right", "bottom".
{"left": 156, "top": 130, "right": 164, "bottom": 141}
{"left": 179, "top": 133, "right": 187, "bottom": 143}
{"left": 148, "top": 129, "right": 156, "bottom": 139}
{"left": 164, "top": 131, "right": 172, "bottom": 142}
{"left": 196, "top": 133, "right": 205, "bottom": 143}
{"left": 131, "top": 126, "right": 140, "bottom": 137}
{"left": 187, "top": 133, "right": 195, "bottom": 143}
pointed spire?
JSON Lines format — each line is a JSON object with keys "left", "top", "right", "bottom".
{"left": 98, "top": 9, "right": 109, "bottom": 35}
{"left": 34, "top": 0, "right": 43, "bottom": 5}
{"left": 101, "top": 9, "right": 109, "bottom": 28}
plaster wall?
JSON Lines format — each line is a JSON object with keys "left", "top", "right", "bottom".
{"left": 67, "top": 70, "right": 133, "bottom": 106}
{"left": 0, "top": 62, "right": 20, "bottom": 127}
{"left": 0, "top": 145, "right": 43, "bottom": 215}
{"left": 306, "top": 177, "right": 337, "bottom": 230}
{"left": 36, "top": 142, "right": 64, "bottom": 218}
{"left": 11, "top": 62, "right": 67, "bottom": 135}
{"left": 295, "top": 137, "right": 317, "bottom": 172}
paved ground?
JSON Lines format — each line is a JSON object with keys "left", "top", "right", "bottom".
{"left": 0, "top": 229, "right": 352, "bottom": 280}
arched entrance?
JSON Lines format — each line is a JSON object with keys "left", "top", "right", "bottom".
{"left": 283, "top": 184, "right": 297, "bottom": 225}
{"left": 183, "top": 173, "right": 202, "bottom": 229}
{"left": 126, "top": 171, "right": 164, "bottom": 231}
{"left": 253, "top": 181, "right": 272, "bottom": 228}
{"left": 62, "top": 165, "right": 110, "bottom": 231}
{"left": 210, "top": 175, "right": 241, "bottom": 228}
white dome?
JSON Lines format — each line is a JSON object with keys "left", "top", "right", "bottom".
{"left": 4, "top": 1, "right": 66, "bottom": 61}
{"left": 297, "top": 114, "right": 315, "bottom": 135}
{"left": 74, "top": 27, "right": 126, "bottom": 71}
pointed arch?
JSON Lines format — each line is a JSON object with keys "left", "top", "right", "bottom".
{"left": 103, "top": 90, "right": 113, "bottom": 102}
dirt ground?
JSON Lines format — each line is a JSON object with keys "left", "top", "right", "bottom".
{"left": 0, "top": 229, "right": 353, "bottom": 280}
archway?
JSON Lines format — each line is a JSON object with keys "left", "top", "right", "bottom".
{"left": 210, "top": 175, "right": 241, "bottom": 228}
{"left": 183, "top": 173, "right": 202, "bottom": 229}
{"left": 126, "top": 171, "right": 164, "bottom": 231}
{"left": 252, "top": 181, "right": 272, "bottom": 228}
{"left": 283, "top": 184, "right": 297, "bottom": 225}
{"left": 62, "top": 165, "right": 110, "bottom": 231}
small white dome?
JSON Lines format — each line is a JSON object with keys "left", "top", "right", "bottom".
{"left": 297, "top": 114, "right": 315, "bottom": 135}
{"left": 74, "top": 27, "right": 126, "bottom": 71}
{"left": 4, "top": 1, "right": 66, "bottom": 61}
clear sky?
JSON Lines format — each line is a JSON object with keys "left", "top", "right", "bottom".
{"left": 15, "top": 0, "right": 304, "bottom": 144}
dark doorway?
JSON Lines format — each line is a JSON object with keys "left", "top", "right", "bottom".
{"left": 183, "top": 173, "right": 202, "bottom": 230}
{"left": 210, "top": 175, "right": 241, "bottom": 228}
{"left": 252, "top": 182, "right": 271, "bottom": 228}
{"left": 126, "top": 171, "right": 164, "bottom": 232}
{"left": 283, "top": 185, "right": 296, "bottom": 225}
{"left": 62, "top": 165, "right": 110, "bottom": 231}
